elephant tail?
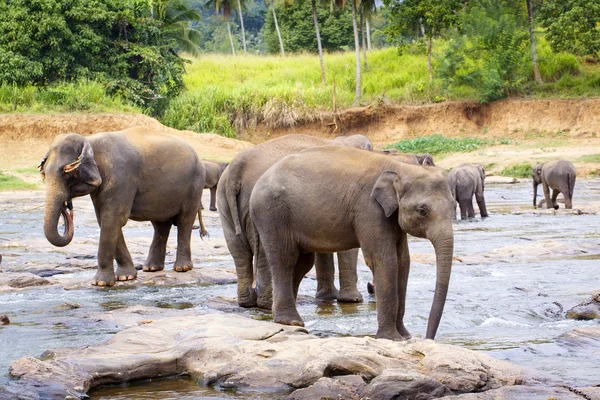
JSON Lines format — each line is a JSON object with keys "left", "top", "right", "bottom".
{"left": 250, "top": 223, "right": 261, "bottom": 291}
{"left": 225, "top": 162, "right": 244, "bottom": 237}
{"left": 566, "top": 172, "right": 574, "bottom": 202}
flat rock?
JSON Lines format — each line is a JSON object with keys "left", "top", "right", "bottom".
{"left": 360, "top": 369, "right": 452, "bottom": 400}
{"left": 5, "top": 313, "right": 540, "bottom": 399}
{"left": 566, "top": 292, "right": 600, "bottom": 320}
{"left": 286, "top": 376, "right": 365, "bottom": 400}
{"left": 455, "top": 385, "right": 600, "bottom": 399}
{"left": 485, "top": 176, "right": 519, "bottom": 184}
{"left": 558, "top": 326, "right": 600, "bottom": 348}
{"left": 0, "top": 272, "right": 50, "bottom": 291}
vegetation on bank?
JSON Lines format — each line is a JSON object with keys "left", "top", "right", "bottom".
{"left": 385, "top": 134, "right": 514, "bottom": 155}
{"left": 0, "top": 173, "right": 38, "bottom": 191}
{"left": 499, "top": 162, "right": 533, "bottom": 178}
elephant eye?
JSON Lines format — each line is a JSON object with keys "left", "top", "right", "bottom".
{"left": 417, "top": 204, "right": 429, "bottom": 217}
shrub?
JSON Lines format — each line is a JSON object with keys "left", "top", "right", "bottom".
{"left": 386, "top": 134, "right": 495, "bottom": 155}
{"left": 499, "top": 162, "right": 533, "bottom": 178}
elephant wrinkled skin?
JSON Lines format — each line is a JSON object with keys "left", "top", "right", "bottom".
{"left": 39, "top": 127, "right": 205, "bottom": 286}
{"left": 201, "top": 160, "right": 228, "bottom": 211}
{"left": 250, "top": 146, "right": 455, "bottom": 340}
{"left": 532, "top": 160, "right": 576, "bottom": 210}
{"left": 448, "top": 163, "right": 488, "bottom": 220}
{"left": 218, "top": 134, "right": 373, "bottom": 309}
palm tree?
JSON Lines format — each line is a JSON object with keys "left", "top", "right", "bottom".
{"left": 311, "top": 0, "right": 326, "bottom": 83}
{"left": 206, "top": 0, "right": 238, "bottom": 55}
{"left": 266, "top": 0, "right": 285, "bottom": 56}
{"left": 151, "top": 0, "right": 204, "bottom": 56}
{"left": 350, "top": 0, "right": 361, "bottom": 102}
{"left": 236, "top": 0, "right": 248, "bottom": 54}
{"left": 526, "top": 0, "right": 543, "bottom": 84}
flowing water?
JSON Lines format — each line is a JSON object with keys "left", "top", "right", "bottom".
{"left": 1, "top": 181, "right": 600, "bottom": 398}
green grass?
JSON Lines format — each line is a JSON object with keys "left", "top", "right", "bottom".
{"left": 577, "top": 154, "right": 600, "bottom": 163}
{"left": 385, "top": 134, "right": 512, "bottom": 155}
{"left": 499, "top": 162, "right": 533, "bottom": 178}
{"left": 0, "top": 80, "right": 142, "bottom": 114}
{"left": 0, "top": 172, "right": 38, "bottom": 191}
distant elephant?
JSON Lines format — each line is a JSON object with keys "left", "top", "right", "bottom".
{"left": 218, "top": 134, "right": 373, "bottom": 309}
{"left": 39, "top": 127, "right": 205, "bottom": 286}
{"left": 250, "top": 146, "right": 455, "bottom": 340}
{"left": 532, "top": 160, "right": 576, "bottom": 209}
{"left": 448, "top": 163, "right": 488, "bottom": 220}
{"left": 377, "top": 150, "right": 436, "bottom": 166}
{"left": 201, "top": 160, "right": 229, "bottom": 211}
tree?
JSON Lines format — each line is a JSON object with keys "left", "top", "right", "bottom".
{"left": 154, "top": 0, "right": 204, "bottom": 56}
{"left": 266, "top": 0, "right": 286, "bottom": 56}
{"left": 311, "top": 0, "right": 326, "bottom": 82}
{"left": 359, "top": 0, "right": 376, "bottom": 71}
{"left": 207, "top": 0, "right": 238, "bottom": 55}
{"left": 525, "top": 0, "right": 543, "bottom": 84}
{"left": 384, "top": 0, "right": 464, "bottom": 80}
{"left": 237, "top": 0, "right": 248, "bottom": 54}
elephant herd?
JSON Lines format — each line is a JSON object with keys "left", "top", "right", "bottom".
{"left": 38, "top": 127, "right": 577, "bottom": 341}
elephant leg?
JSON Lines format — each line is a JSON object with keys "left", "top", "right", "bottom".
{"left": 209, "top": 187, "right": 217, "bottom": 211}
{"left": 267, "top": 247, "right": 304, "bottom": 326}
{"left": 143, "top": 221, "right": 171, "bottom": 272}
{"left": 115, "top": 230, "right": 136, "bottom": 281}
{"left": 231, "top": 245, "right": 257, "bottom": 308}
{"left": 292, "top": 252, "right": 315, "bottom": 300}
{"left": 93, "top": 215, "right": 124, "bottom": 287}
{"left": 458, "top": 198, "right": 470, "bottom": 220}
{"left": 173, "top": 211, "right": 195, "bottom": 272}
{"left": 396, "top": 233, "right": 411, "bottom": 339}
{"left": 542, "top": 182, "right": 554, "bottom": 209}
{"left": 315, "top": 253, "right": 338, "bottom": 301}
{"left": 475, "top": 191, "right": 488, "bottom": 218}
{"left": 551, "top": 188, "right": 560, "bottom": 210}
{"left": 337, "top": 249, "right": 362, "bottom": 303}
{"left": 256, "top": 244, "right": 273, "bottom": 310}
{"left": 560, "top": 182, "right": 573, "bottom": 209}
{"left": 467, "top": 198, "right": 476, "bottom": 218}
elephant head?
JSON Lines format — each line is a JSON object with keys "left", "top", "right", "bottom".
{"left": 532, "top": 163, "right": 543, "bottom": 208}
{"left": 416, "top": 154, "right": 436, "bottom": 166}
{"left": 371, "top": 169, "right": 455, "bottom": 339}
{"left": 477, "top": 164, "right": 486, "bottom": 188}
{"left": 332, "top": 134, "right": 373, "bottom": 151}
{"left": 39, "top": 134, "right": 102, "bottom": 247}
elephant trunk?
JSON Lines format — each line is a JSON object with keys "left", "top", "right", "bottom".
{"left": 425, "top": 232, "right": 454, "bottom": 340}
{"left": 43, "top": 183, "right": 74, "bottom": 247}
{"left": 533, "top": 182, "right": 538, "bottom": 208}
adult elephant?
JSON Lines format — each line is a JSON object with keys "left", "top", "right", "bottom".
{"left": 448, "top": 163, "right": 488, "bottom": 220}
{"left": 250, "top": 146, "right": 455, "bottom": 340}
{"left": 533, "top": 160, "right": 576, "bottom": 209}
{"left": 39, "top": 127, "right": 204, "bottom": 286}
{"left": 379, "top": 150, "right": 436, "bottom": 166}
{"left": 201, "top": 160, "right": 229, "bottom": 211}
{"left": 218, "top": 134, "right": 372, "bottom": 309}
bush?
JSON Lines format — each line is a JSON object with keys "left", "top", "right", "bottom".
{"left": 386, "top": 134, "right": 497, "bottom": 155}
{"left": 499, "top": 162, "right": 532, "bottom": 178}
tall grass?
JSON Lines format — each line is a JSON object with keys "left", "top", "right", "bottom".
{"left": 0, "top": 81, "right": 141, "bottom": 113}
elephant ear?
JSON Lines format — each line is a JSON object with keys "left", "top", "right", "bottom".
{"left": 477, "top": 164, "right": 486, "bottom": 181}
{"left": 65, "top": 140, "right": 102, "bottom": 187}
{"left": 371, "top": 170, "right": 403, "bottom": 217}
{"left": 38, "top": 152, "right": 49, "bottom": 180}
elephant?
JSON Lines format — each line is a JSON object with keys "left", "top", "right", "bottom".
{"left": 39, "top": 127, "right": 205, "bottom": 286}
{"left": 448, "top": 163, "right": 488, "bottom": 220}
{"left": 250, "top": 146, "right": 455, "bottom": 340}
{"left": 218, "top": 133, "right": 373, "bottom": 309}
{"left": 378, "top": 150, "right": 436, "bottom": 166}
{"left": 532, "top": 160, "right": 576, "bottom": 209}
{"left": 201, "top": 160, "right": 229, "bottom": 211}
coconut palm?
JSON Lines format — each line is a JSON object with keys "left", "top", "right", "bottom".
{"left": 206, "top": 0, "right": 238, "bottom": 55}
{"left": 311, "top": 0, "right": 326, "bottom": 83}
{"left": 151, "top": 0, "right": 204, "bottom": 56}
{"left": 237, "top": 0, "right": 248, "bottom": 54}
{"left": 526, "top": 0, "right": 543, "bottom": 84}
{"left": 266, "top": 0, "right": 286, "bottom": 56}
{"left": 351, "top": 0, "right": 361, "bottom": 102}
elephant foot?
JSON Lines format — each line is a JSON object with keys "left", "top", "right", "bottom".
{"left": 238, "top": 287, "right": 258, "bottom": 308}
{"left": 174, "top": 264, "right": 193, "bottom": 272}
{"left": 142, "top": 265, "right": 164, "bottom": 272}
{"left": 92, "top": 270, "right": 116, "bottom": 287}
{"left": 274, "top": 312, "right": 304, "bottom": 327}
{"left": 337, "top": 288, "right": 363, "bottom": 303}
{"left": 367, "top": 282, "right": 375, "bottom": 295}
{"left": 315, "top": 286, "right": 339, "bottom": 301}
{"left": 116, "top": 265, "right": 137, "bottom": 281}
{"left": 256, "top": 294, "right": 273, "bottom": 310}
{"left": 209, "top": 207, "right": 217, "bottom": 212}
{"left": 396, "top": 324, "right": 412, "bottom": 340}
{"left": 375, "top": 328, "right": 410, "bottom": 341}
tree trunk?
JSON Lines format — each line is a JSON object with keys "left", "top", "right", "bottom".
{"left": 227, "top": 21, "right": 236, "bottom": 56}
{"left": 526, "top": 0, "right": 543, "bottom": 84}
{"left": 272, "top": 1, "right": 285, "bottom": 57}
{"left": 351, "top": 0, "right": 361, "bottom": 103}
{"left": 360, "top": 3, "right": 369, "bottom": 71}
{"left": 427, "top": 32, "right": 433, "bottom": 81}
{"left": 366, "top": 18, "right": 372, "bottom": 51}
{"left": 312, "top": 0, "right": 326, "bottom": 83}
{"left": 237, "top": 0, "right": 247, "bottom": 55}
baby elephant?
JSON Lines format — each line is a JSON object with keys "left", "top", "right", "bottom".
{"left": 448, "top": 163, "right": 488, "bottom": 220}
{"left": 202, "top": 160, "right": 229, "bottom": 211}
{"left": 532, "top": 160, "right": 576, "bottom": 209}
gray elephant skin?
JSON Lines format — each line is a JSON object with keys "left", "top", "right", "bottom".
{"left": 378, "top": 150, "right": 436, "bottom": 166}
{"left": 201, "top": 160, "right": 229, "bottom": 211}
{"left": 250, "top": 146, "right": 455, "bottom": 340}
{"left": 39, "top": 127, "right": 205, "bottom": 286}
{"left": 218, "top": 134, "right": 373, "bottom": 309}
{"left": 532, "top": 159, "right": 576, "bottom": 209}
{"left": 448, "top": 163, "right": 488, "bottom": 220}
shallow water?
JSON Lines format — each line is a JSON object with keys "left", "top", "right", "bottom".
{"left": 1, "top": 181, "right": 600, "bottom": 397}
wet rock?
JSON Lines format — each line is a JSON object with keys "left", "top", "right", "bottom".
{"left": 7, "top": 314, "right": 538, "bottom": 399}
{"left": 558, "top": 326, "right": 600, "bottom": 348}
{"left": 0, "top": 272, "right": 50, "bottom": 290}
{"left": 485, "top": 176, "right": 519, "bottom": 184}
{"left": 0, "top": 315, "right": 10, "bottom": 325}
{"left": 360, "top": 370, "right": 452, "bottom": 400}
{"left": 454, "top": 385, "right": 593, "bottom": 399}
{"left": 566, "top": 292, "right": 600, "bottom": 320}
{"left": 286, "top": 376, "right": 365, "bottom": 400}
{"left": 56, "top": 302, "right": 82, "bottom": 310}
{"left": 29, "top": 269, "right": 67, "bottom": 278}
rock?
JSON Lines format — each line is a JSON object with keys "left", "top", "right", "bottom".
{"left": 360, "top": 370, "right": 452, "bottom": 400}
{"left": 558, "top": 326, "right": 600, "bottom": 348}
{"left": 56, "top": 302, "right": 82, "bottom": 310}
{"left": 454, "top": 385, "right": 594, "bottom": 399}
{"left": 485, "top": 176, "right": 519, "bottom": 184}
{"left": 566, "top": 292, "right": 600, "bottom": 320}
{"left": 286, "top": 376, "right": 365, "bottom": 400}
{"left": 0, "top": 315, "right": 10, "bottom": 325}
{"left": 6, "top": 314, "right": 538, "bottom": 399}
{"left": 0, "top": 272, "right": 50, "bottom": 290}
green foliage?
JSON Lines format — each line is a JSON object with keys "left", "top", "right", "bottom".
{"left": 0, "top": 173, "right": 38, "bottom": 191}
{"left": 384, "top": 0, "right": 463, "bottom": 41}
{"left": 385, "top": 134, "right": 506, "bottom": 155}
{"left": 499, "top": 162, "right": 533, "bottom": 178}
{"left": 0, "top": 0, "right": 189, "bottom": 115}
{"left": 577, "top": 154, "right": 600, "bottom": 163}
{"left": 538, "top": 0, "right": 600, "bottom": 58}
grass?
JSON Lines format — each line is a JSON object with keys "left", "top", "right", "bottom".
{"left": 499, "top": 162, "right": 533, "bottom": 178}
{"left": 0, "top": 172, "right": 38, "bottom": 191}
{"left": 385, "top": 134, "right": 513, "bottom": 155}
{"left": 577, "top": 154, "right": 600, "bottom": 163}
